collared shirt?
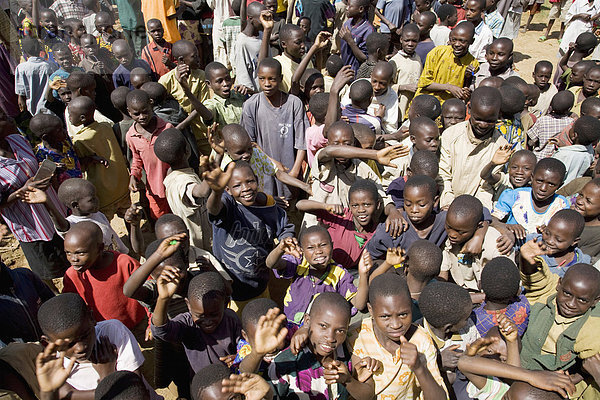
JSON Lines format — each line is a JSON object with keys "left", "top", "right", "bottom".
{"left": 485, "top": 10, "right": 504, "bottom": 37}
{"left": 269, "top": 345, "right": 351, "bottom": 400}
{"left": 14, "top": 57, "right": 56, "bottom": 115}
{"left": 221, "top": 17, "right": 241, "bottom": 72}
{"left": 275, "top": 255, "right": 357, "bottom": 324}
{"left": 541, "top": 300, "right": 580, "bottom": 354}
{"left": 49, "top": 0, "right": 88, "bottom": 20}
{"left": 474, "top": 295, "right": 530, "bottom": 337}
{"left": 553, "top": 144, "right": 595, "bottom": 184}
{"left": 204, "top": 92, "right": 244, "bottom": 127}
{"left": 141, "top": 41, "right": 174, "bottom": 78}
{"left": 347, "top": 319, "right": 448, "bottom": 400}
{"left": 34, "top": 138, "right": 82, "bottom": 186}
{"left": 415, "top": 45, "right": 479, "bottom": 105}
{"left": 340, "top": 17, "right": 375, "bottom": 72}
{"left": 126, "top": 117, "right": 172, "bottom": 198}
{"left": 389, "top": 50, "right": 422, "bottom": 120}
{"left": 419, "top": 317, "right": 480, "bottom": 352}
{"left": 474, "top": 62, "right": 519, "bottom": 88}
{"left": 65, "top": 108, "right": 114, "bottom": 138}
{"left": 439, "top": 120, "right": 507, "bottom": 209}
{"left": 0, "top": 135, "right": 63, "bottom": 243}
{"left": 528, "top": 114, "right": 575, "bottom": 160}
{"left": 274, "top": 53, "right": 314, "bottom": 93}
{"left": 469, "top": 20, "right": 494, "bottom": 62}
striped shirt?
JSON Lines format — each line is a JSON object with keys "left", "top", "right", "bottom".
{"left": 0, "top": 135, "right": 60, "bottom": 242}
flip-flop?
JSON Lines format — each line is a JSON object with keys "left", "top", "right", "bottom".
{"left": 538, "top": 35, "right": 547, "bottom": 41}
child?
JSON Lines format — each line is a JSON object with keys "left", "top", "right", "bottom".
{"left": 387, "top": 150, "right": 440, "bottom": 209}
{"left": 112, "top": 39, "right": 153, "bottom": 89}
{"left": 130, "top": 67, "right": 152, "bottom": 89}
{"left": 557, "top": 33, "right": 597, "bottom": 89}
{"left": 15, "top": 37, "right": 56, "bottom": 115}
{"left": 341, "top": 79, "right": 384, "bottom": 134}
{"left": 553, "top": 96, "right": 600, "bottom": 148}
{"left": 356, "top": 32, "right": 389, "bottom": 79}
{"left": 473, "top": 256, "right": 530, "bottom": 336}
{"left": 441, "top": 98, "right": 467, "bottom": 130}
{"left": 553, "top": 115, "right": 600, "bottom": 183}
{"left": 560, "top": 0, "right": 600, "bottom": 54}
{"left": 68, "top": 96, "right": 131, "bottom": 220}
{"left": 485, "top": 0, "right": 504, "bottom": 38}
{"left": 414, "top": 22, "right": 479, "bottom": 104}
{"left": 496, "top": 85, "right": 527, "bottom": 151}
{"left": 81, "top": 0, "right": 99, "bottom": 36}
{"left": 528, "top": 90, "right": 575, "bottom": 160}
{"left": 221, "top": 0, "right": 242, "bottom": 74}
{"left": 151, "top": 270, "right": 242, "bottom": 373}
{"left": 573, "top": 178, "right": 600, "bottom": 263}
{"left": 389, "top": 24, "right": 423, "bottom": 121}
{"left": 492, "top": 158, "right": 569, "bottom": 240}
{"left": 29, "top": 113, "right": 82, "bottom": 186}
{"left": 365, "top": 62, "right": 399, "bottom": 135}
{"left": 63, "top": 18, "right": 86, "bottom": 64}
{"left": 62, "top": 222, "right": 146, "bottom": 330}
{"left": 141, "top": 19, "right": 175, "bottom": 78}
{"left": 474, "top": 38, "right": 518, "bottom": 88}
{"left": 296, "top": 179, "right": 379, "bottom": 268}
{"left": 95, "top": 11, "right": 123, "bottom": 52}
{"left": 530, "top": 61, "right": 558, "bottom": 118}
{"left": 38, "top": 9, "right": 69, "bottom": 64}
{"left": 203, "top": 61, "right": 245, "bottom": 127}
{"left": 126, "top": 89, "right": 172, "bottom": 221}
{"left": 193, "top": 364, "right": 273, "bottom": 400}
{"left": 569, "top": 65, "right": 600, "bottom": 116}
{"left": 78, "top": 33, "right": 117, "bottom": 78}
{"left": 240, "top": 58, "right": 308, "bottom": 200}
{"left": 266, "top": 225, "right": 370, "bottom": 325}
{"left": 205, "top": 159, "right": 295, "bottom": 311}
{"left": 339, "top": 0, "right": 375, "bottom": 73}
{"left": 465, "top": 0, "right": 494, "bottom": 62}
{"left": 324, "top": 54, "right": 344, "bottom": 92}
{"left": 440, "top": 195, "right": 515, "bottom": 292}
{"left": 268, "top": 292, "right": 375, "bottom": 399}
{"left": 37, "top": 293, "right": 155, "bottom": 398}
{"left": 49, "top": 44, "right": 84, "bottom": 98}
{"left": 414, "top": 11, "right": 436, "bottom": 67}
{"left": 431, "top": 4, "right": 458, "bottom": 46}
{"left": 110, "top": 86, "right": 133, "bottom": 159}
{"left": 273, "top": 24, "right": 313, "bottom": 92}
{"left": 347, "top": 274, "right": 448, "bottom": 399}
{"left": 439, "top": 87, "right": 508, "bottom": 210}
{"left": 306, "top": 92, "right": 328, "bottom": 168}
{"left": 481, "top": 148, "right": 537, "bottom": 203}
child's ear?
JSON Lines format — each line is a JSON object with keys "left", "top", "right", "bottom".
{"left": 205, "top": 79, "right": 212, "bottom": 88}
{"left": 40, "top": 335, "right": 50, "bottom": 346}
{"left": 572, "top": 236, "right": 581, "bottom": 248}
{"left": 241, "top": 329, "right": 249, "bottom": 342}
{"left": 409, "top": 134, "right": 416, "bottom": 144}
{"left": 443, "top": 323, "right": 454, "bottom": 335}
{"left": 185, "top": 297, "right": 191, "bottom": 312}
{"left": 367, "top": 302, "right": 373, "bottom": 316}
{"left": 71, "top": 200, "right": 79, "bottom": 210}
{"left": 433, "top": 194, "right": 440, "bottom": 208}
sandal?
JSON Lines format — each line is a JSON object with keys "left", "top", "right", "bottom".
{"left": 538, "top": 35, "right": 547, "bottom": 41}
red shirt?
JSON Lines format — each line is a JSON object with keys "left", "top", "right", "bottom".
{"left": 63, "top": 251, "right": 146, "bottom": 329}
{"left": 141, "top": 40, "right": 174, "bottom": 78}
{"left": 316, "top": 208, "right": 376, "bottom": 269}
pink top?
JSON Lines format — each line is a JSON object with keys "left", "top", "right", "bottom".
{"left": 126, "top": 117, "right": 172, "bottom": 198}
{"left": 306, "top": 124, "right": 327, "bottom": 168}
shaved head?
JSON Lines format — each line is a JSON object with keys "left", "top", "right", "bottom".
{"left": 247, "top": 1, "right": 265, "bottom": 17}
{"left": 452, "top": 21, "right": 475, "bottom": 39}
{"left": 563, "top": 263, "right": 600, "bottom": 297}
{"left": 372, "top": 61, "right": 394, "bottom": 81}
{"left": 68, "top": 95, "right": 95, "bottom": 115}
{"left": 65, "top": 221, "right": 103, "bottom": 246}
{"left": 492, "top": 37, "right": 513, "bottom": 53}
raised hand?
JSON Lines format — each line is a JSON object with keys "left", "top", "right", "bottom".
{"left": 49, "top": 78, "right": 67, "bottom": 91}
{"left": 156, "top": 265, "right": 183, "bottom": 299}
{"left": 207, "top": 123, "right": 225, "bottom": 155}
{"left": 175, "top": 63, "right": 191, "bottom": 83}
{"left": 200, "top": 156, "right": 235, "bottom": 192}
{"left": 326, "top": 204, "right": 345, "bottom": 215}
{"left": 252, "top": 307, "right": 288, "bottom": 355}
{"left": 519, "top": 236, "right": 548, "bottom": 265}
{"left": 491, "top": 144, "right": 514, "bottom": 166}
{"left": 375, "top": 104, "right": 386, "bottom": 119}
{"left": 355, "top": 357, "right": 382, "bottom": 382}
{"left": 278, "top": 237, "right": 302, "bottom": 259}
{"left": 123, "top": 203, "right": 143, "bottom": 224}
{"left": 376, "top": 144, "right": 409, "bottom": 167}
{"left": 90, "top": 336, "right": 117, "bottom": 380}
{"left": 18, "top": 187, "right": 48, "bottom": 204}
{"left": 385, "top": 247, "right": 406, "bottom": 266}
{"left": 219, "top": 354, "right": 236, "bottom": 367}
{"left": 465, "top": 337, "right": 497, "bottom": 357}
{"left": 331, "top": 65, "right": 355, "bottom": 93}
{"left": 358, "top": 251, "right": 373, "bottom": 277}
{"left": 221, "top": 373, "right": 273, "bottom": 400}
{"left": 290, "top": 325, "right": 309, "bottom": 355}
{"left": 314, "top": 31, "right": 332, "bottom": 49}
{"left": 323, "top": 360, "right": 351, "bottom": 385}
{"left": 155, "top": 233, "right": 188, "bottom": 260}
{"left": 260, "top": 10, "right": 274, "bottom": 30}
{"left": 36, "top": 339, "right": 76, "bottom": 393}
{"left": 339, "top": 25, "right": 352, "bottom": 43}
{"left": 399, "top": 336, "right": 424, "bottom": 370}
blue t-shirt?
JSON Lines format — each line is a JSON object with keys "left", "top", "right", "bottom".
{"left": 209, "top": 192, "right": 295, "bottom": 301}
{"left": 112, "top": 59, "right": 153, "bottom": 89}
{"left": 376, "top": 0, "right": 412, "bottom": 33}
{"left": 525, "top": 233, "right": 591, "bottom": 277}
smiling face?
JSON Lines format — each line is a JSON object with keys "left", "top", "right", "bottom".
{"left": 257, "top": 65, "right": 281, "bottom": 97}
{"left": 207, "top": 67, "right": 234, "bottom": 98}
{"left": 349, "top": 189, "right": 378, "bottom": 228}
{"left": 469, "top": 101, "right": 499, "bottom": 139}
{"left": 404, "top": 185, "right": 437, "bottom": 225}
{"left": 445, "top": 211, "right": 478, "bottom": 246}
{"left": 306, "top": 307, "right": 349, "bottom": 358}
{"left": 449, "top": 27, "right": 473, "bottom": 58}
{"left": 301, "top": 230, "right": 333, "bottom": 271}
{"left": 508, "top": 154, "right": 535, "bottom": 188}
{"left": 574, "top": 182, "right": 600, "bottom": 220}
{"left": 225, "top": 136, "right": 253, "bottom": 162}
{"left": 187, "top": 296, "right": 226, "bottom": 334}
{"left": 226, "top": 166, "right": 258, "bottom": 206}
{"left": 369, "top": 294, "right": 412, "bottom": 342}
{"left": 541, "top": 218, "right": 578, "bottom": 256}
{"left": 40, "top": 11, "right": 58, "bottom": 33}
{"left": 531, "top": 168, "right": 562, "bottom": 203}
{"left": 556, "top": 273, "right": 600, "bottom": 318}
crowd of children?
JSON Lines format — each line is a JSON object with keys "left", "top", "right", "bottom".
{"left": 3, "top": 0, "right": 600, "bottom": 399}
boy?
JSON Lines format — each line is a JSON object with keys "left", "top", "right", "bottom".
{"left": 341, "top": 79, "right": 384, "bottom": 134}
{"left": 528, "top": 90, "right": 575, "bottom": 160}
{"left": 441, "top": 98, "right": 467, "bottom": 130}
{"left": 49, "top": 44, "right": 84, "bottom": 99}
{"left": 15, "top": 37, "right": 56, "bottom": 115}
{"left": 153, "top": 129, "right": 212, "bottom": 250}
{"left": 78, "top": 33, "right": 117, "bottom": 78}
{"left": 205, "top": 159, "right": 295, "bottom": 311}
{"left": 130, "top": 67, "right": 151, "bottom": 89}
{"left": 63, "top": 18, "right": 86, "bottom": 64}
{"left": 415, "top": 22, "right": 479, "bottom": 104}
{"left": 233, "top": 2, "right": 273, "bottom": 93}
{"left": 193, "top": 364, "right": 273, "bottom": 400}
{"left": 126, "top": 89, "right": 172, "bottom": 221}
{"left": 431, "top": 4, "right": 458, "bottom": 46}
{"left": 464, "top": 0, "right": 493, "bottom": 62}
{"left": 95, "top": 11, "right": 123, "bottom": 53}
{"left": 339, "top": 0, "right": 375, "bottom": 73}
{"left": 141, "top": 19, "right": 175, "bottom": 78}
{"left": 492, "top": 158, "right": 569, "bottom": 239}
{"left": 266, "top": 225, "right": 370, "bottom": 324}
{"left": 240, "top": 58, "right": 308, "bottom": 200}
{"left": 439, "top": 87, "right": 508, "bottom": 209}
{"left": 481, "top": 148, "right": 537, "bottom": 202}
{"left": 474, "top": 38, "right": 519, "bottom": 88}
{"left": 530, "top": 61, "right": 558, "bottom": 118}
{"left": 268, "top": 292, "right": 376, "bottom": 399}
{"left": 496, "top": 85, "right": 527, "bottom": 150}
{"left": 62, "top": 222, "right": 146, "bottom": 330}
{"left": 68, "top": 96, "right": 130, "bottom": 220}
{"left": 386, "top": 151, "right": 440, "bottom": 209}
{"left": 554, "top": 97, "right": 600, "bottom": 148}
{"left": 389, "top": 24, "right": 422, "bottom": 120}
{"left": 526, "top": 209, "right": 590, "bottom": 277}
{"left": 159, "top": 40, "right": 211, "bottom": 154}
{"left": 347, "top": 274, "right": 448, "bottom": 399}
{"left": 484, "top": 0, "right": 504, "bottom": 38}
{"left": 203, "top": 61, "right": 245, "bottom": 128}
{"left": 37, "top": 293, "right": 154, "bottom": 398}
{"left": 306, "top": 92, "right": 328, "bottom": 167}
{"left": 573, "top": 179, "right": 600, "bottom": 263}
{"left": 414, "top": 11, "right": 436, "bottom": 67}
{"left": 553, "top": 116, "right": 600, "bottom": 183}
{"left": 151, "top": 271, "right": 242, "bottom": 372}
{"left": 440, "top": 195, "right": 514, "bottom": 292}
{"left": 570, "top": 65, "right": 600, "bottom": 116}
{"left": 274, "top": 24, "right": 313, "bottom": 92}
{"left": 356, "top": 32, "right": 389, "bottom": 79}
{"left": 38, "top": 8, "right": 69, "bottom": 64}
{"left": 112, "top": 39, "right": 153, "bottom": 89}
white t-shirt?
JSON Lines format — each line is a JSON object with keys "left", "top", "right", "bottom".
{"left": 63, "top": 212, "right": 129, "bottom": 254}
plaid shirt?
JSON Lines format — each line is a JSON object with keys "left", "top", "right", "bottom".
{"left": 50, "top": 0, "right": 88, "bottom": 20}
{"left": 527, "top": 114, "right": 574, "bottom": 160}
{"left": 484, "top": 10, "right": 504, "bottom": 38}
{"left": 474, "top": 295, "right": 531, "bottom": 337}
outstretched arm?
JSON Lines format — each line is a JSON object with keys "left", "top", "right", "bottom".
{"left": 324, "top": 65, "right": 355, "bottom": 137}
{"left": 290, "top": 32, "right": 332, "bottom": 96}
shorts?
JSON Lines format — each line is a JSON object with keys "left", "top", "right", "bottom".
{"left": 20, "top": 233, "right": 69, "bottom": 280}
{"left": 99, "top": 193, "right": 131, "bottom": 222}
{"left": 548, "top": 0, "right": 570, "bottom": 20}
{"left": 146, "top": 191, "right": 171, "bottom": 221}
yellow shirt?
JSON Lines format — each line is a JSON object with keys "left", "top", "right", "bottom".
{"left": 159, "top": 68, "right": 211, "bottom": 153}
{"left": 569, "top": 86, "right": 600, "bottom": 117}
{"left": 71, "top": 122, "right": 130, "bottom": 210}
{"left": 347, "top": 318, "right": 449, "bottom": 400}
{"left": 414, "top": 45, "right": 479, "bottom": 105}
{"left": 439, "top": 121, "right": 508, "bottom": 209}
{"left": 274, "top": 54, "right": 314, "bottom": 93}
{"left": 541, "top": 300, "right": 579, "bottom": 355}
{"left": 389, "top": 51, "right": 422, "bottom": 120}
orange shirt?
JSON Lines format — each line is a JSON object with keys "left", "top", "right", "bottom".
{"left": 141, "top": 0, "right": 181, "bottom": 43}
